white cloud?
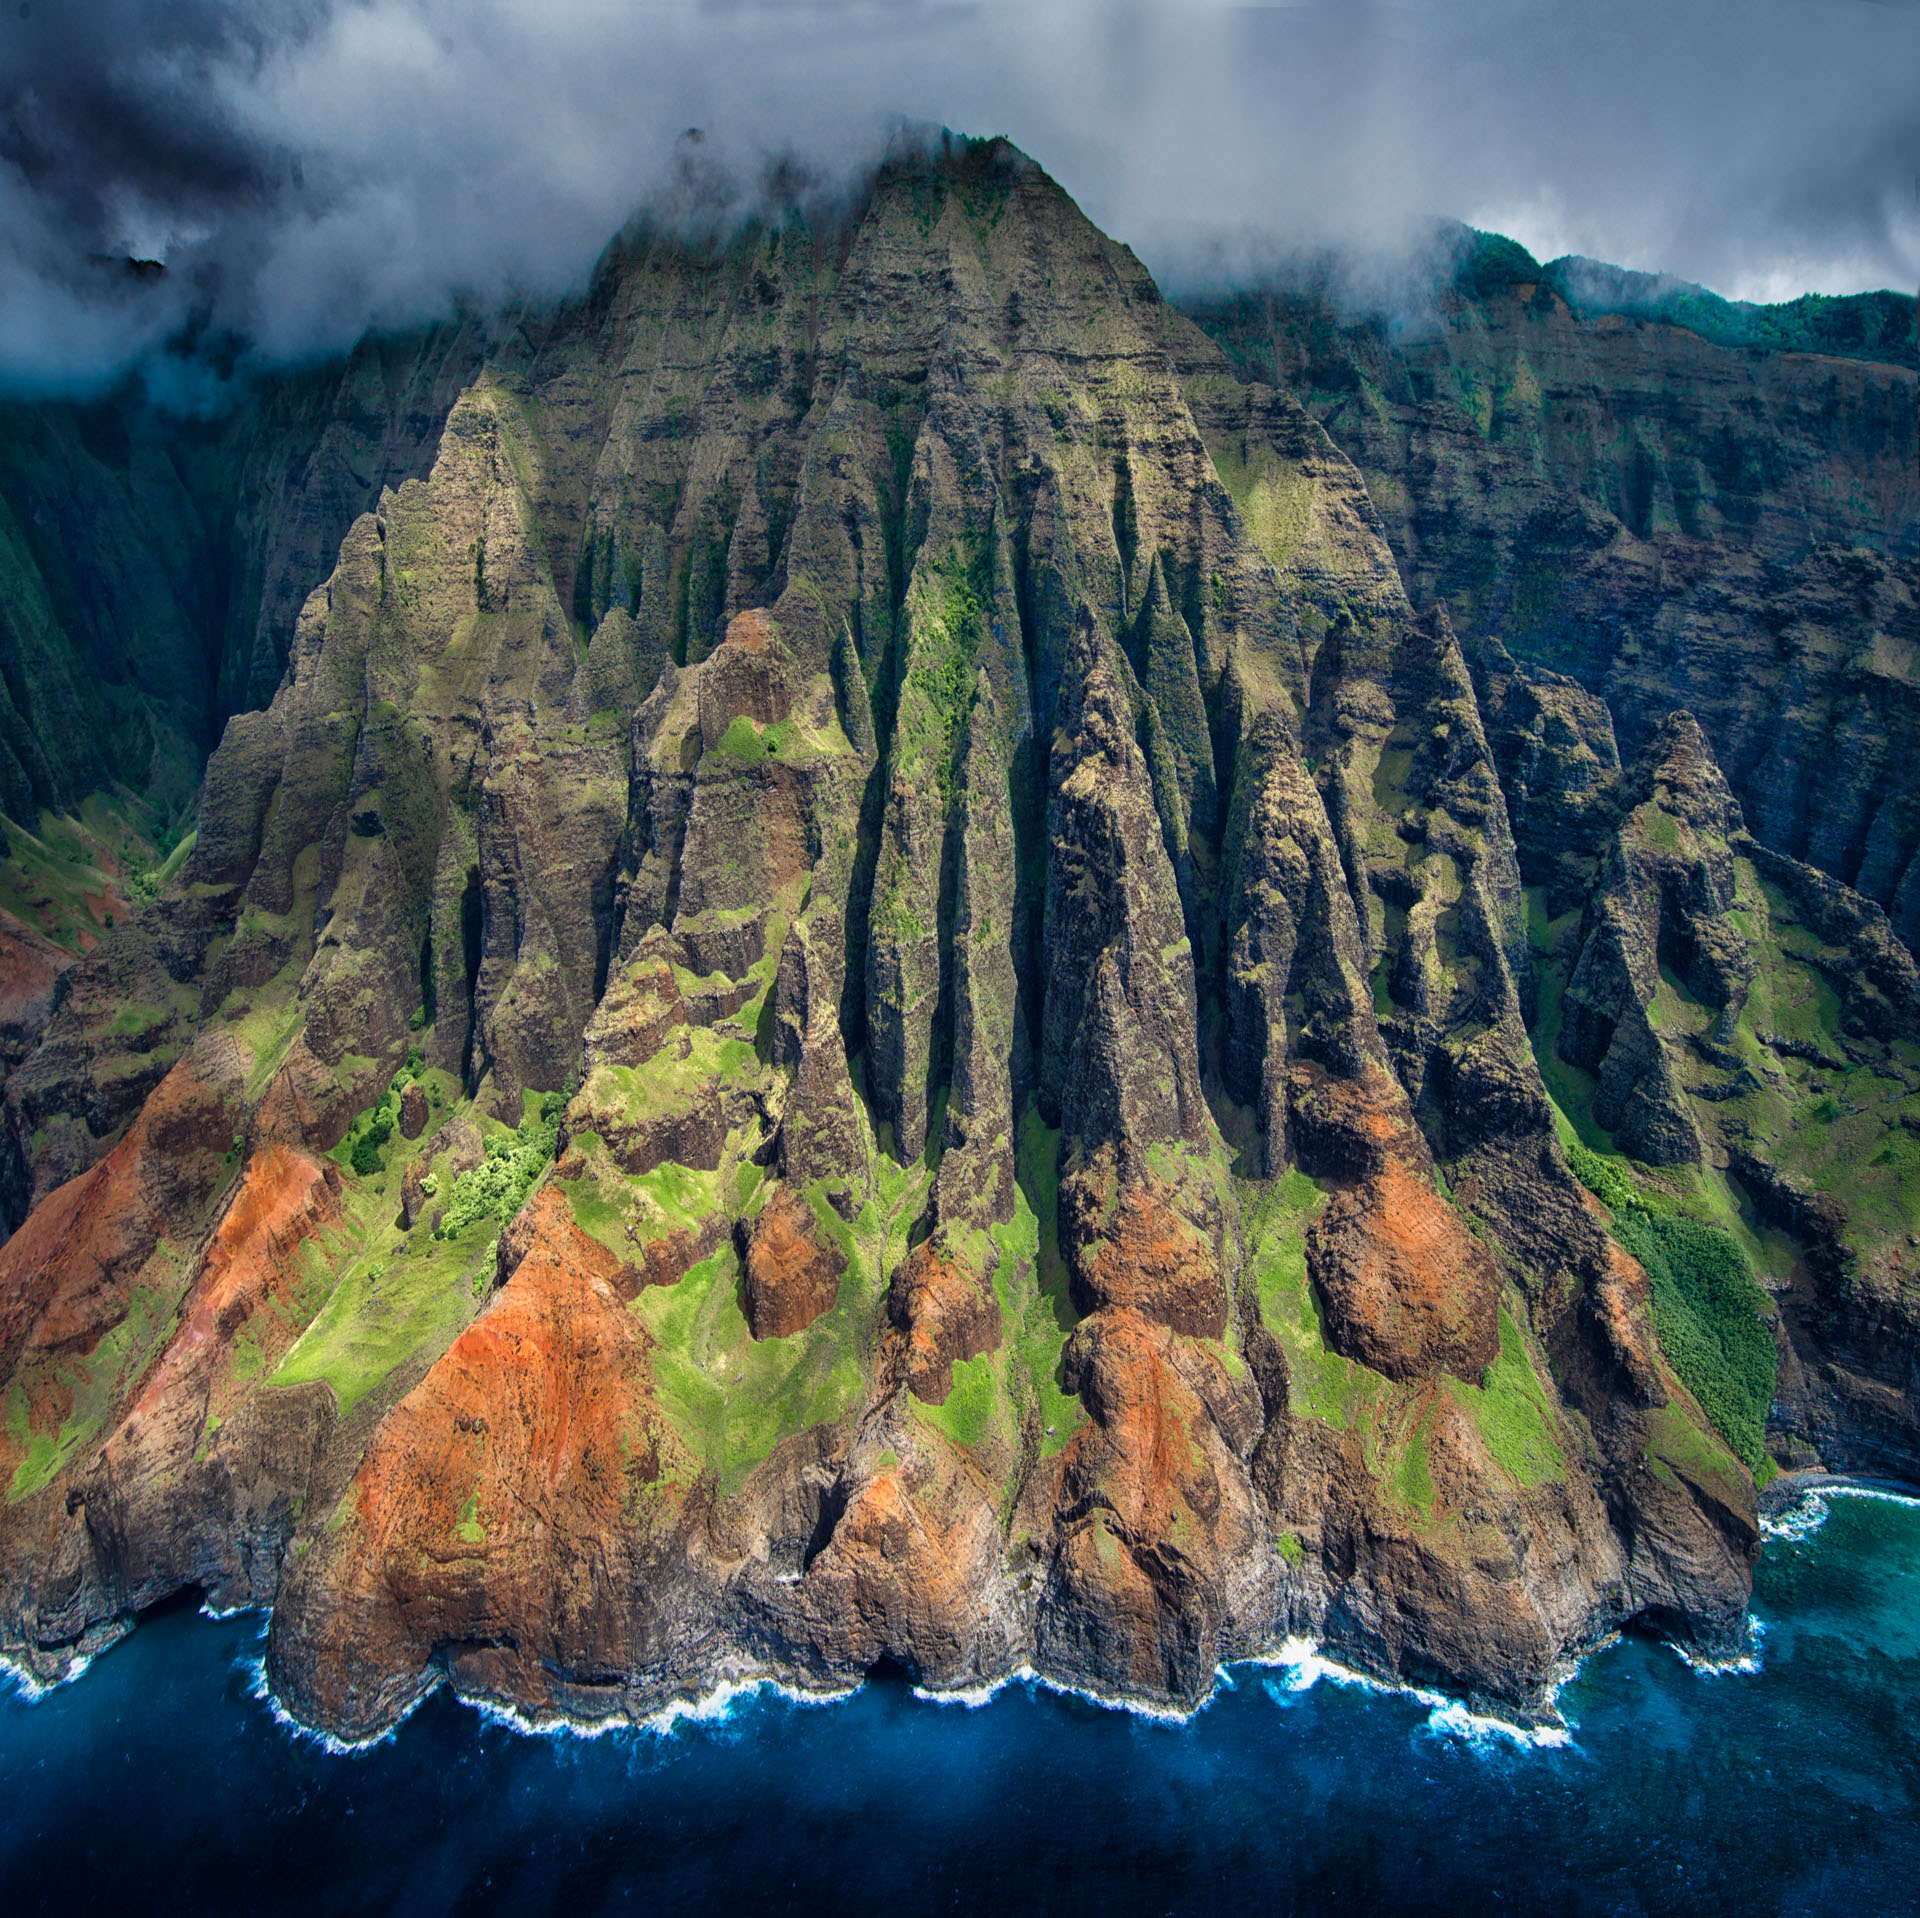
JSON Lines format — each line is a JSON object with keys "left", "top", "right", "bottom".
{"left": 0, "top": 0, "right": 1914, "bottom": 388}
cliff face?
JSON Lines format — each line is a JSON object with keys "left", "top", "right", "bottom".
{"left": 1180, "top": 249, "right": 1920, "bottom": 944}
{"left": 0, "top": 144, "right": 1913, "bottom": 1736}
{"left": 0, "top": 331, "right": 488, "bottom": 830}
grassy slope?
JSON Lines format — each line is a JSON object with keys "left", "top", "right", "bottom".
{"left": 0, "top": 798, "right": 190, "bottom": 955}
{"left": 1242, "top": 1167, "right": 1565, "bottom": 1529}
{"left": 268, "top": 1068, "right": 506, "bottom": 1417}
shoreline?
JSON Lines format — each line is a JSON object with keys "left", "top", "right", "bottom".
{"left": 10, "top": 1470, "right": 1912, "bottom": 1749}
{"left": 1759, "top": 1467, "right": 1920, "bottom": 1511}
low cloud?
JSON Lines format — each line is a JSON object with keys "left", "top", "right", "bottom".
{"left": 1, "top": 0, "right": 1915, "bottom": 392}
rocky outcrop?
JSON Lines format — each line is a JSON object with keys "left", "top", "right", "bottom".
{"left": 1558, "top": 715, "right": 1749, "bottom": 1162}
{"left": 269, "top": 1186, "right": 702, "bottom": 1738}
{"left": 743, "top": 1189, "right": 845, "bottom": 1340}
{"left": 885, "top": 1242, "right": 1000, "bottom": 1402}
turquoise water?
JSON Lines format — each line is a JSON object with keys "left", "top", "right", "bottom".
{"left": 3, "top": 1487, "right": 1918, "bottom": 1915}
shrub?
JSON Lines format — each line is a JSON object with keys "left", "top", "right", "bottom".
{"left": 1565, "top": 1140, "right": 1639, "bottom": 1217}
{"left": 435, "top": 1096, "right": 563, "bottom": 1238}
{"left": 1615, "top": 1210, "right": 1775, "bottom": 1472}
{"left": 1566, "top": 1142, "right": 1775, "bottom": 1472}
{"left": 345, "top": 1101, "right": 395, "bottom": 1181}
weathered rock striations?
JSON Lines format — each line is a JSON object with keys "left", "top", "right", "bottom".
{"left": 5, "top": 140, "right": 1917, "bottom": 1738}
{"left": 1180, "top": 247, "right": 1920, "bottom": 943}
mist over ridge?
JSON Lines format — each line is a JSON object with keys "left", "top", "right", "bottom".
{"left": 2, "top": 0, "right": 1918, "bottom": 394}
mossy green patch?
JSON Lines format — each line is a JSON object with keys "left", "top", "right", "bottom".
{"left": 1719, "top": 859, "right": 1920, "bottom": 1251}
{"left": 268, "top": 1223, "right": 492, "bottom": 1417}
{"left": 1245, "top": 1169, "right": 1392, "bottom": 1430}
{"left": 909, "top": 1350, "right": 1002, "bottom": 1452}
{"left": 1443, "top": 1306, "right": 1567, "bottom": 1487}
{"left": 1646, "top": 1400, "right": 1752, "bottom": 1514}
{"left": 588, "top": 1028, "right": 759, "bottom": 1131}
{"left": 1618, "top": 1209, "right": 1774, "bottom": 1473}
{"left": 632, "top": 1235, "right": 876, "bottom": 1498}
{"left": 892, "top": 542, "right": 990, "bottom": 808}
{"left": 271, "top": 1100, "right": 497, "bottom": 1419}
{"left": 560, "top": 1143, "right": 721, "bottom": 1263}
{"left": 1391, "top": 1407, "right": 1437, "bottom": 1516}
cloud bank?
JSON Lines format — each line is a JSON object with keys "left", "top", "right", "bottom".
{"left": 1, "top": 0, "right": 1916, "bottom": 391}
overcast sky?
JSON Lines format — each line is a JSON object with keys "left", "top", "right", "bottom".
{"left": 2, "top": 0, "right": 1916, "bottom": 391}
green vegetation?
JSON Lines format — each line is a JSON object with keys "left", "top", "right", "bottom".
{"left": 1392, "top": 1410, "right": 1437, "bottom": 1516}
{"left": 561, "top": 1146, "right": 720, "bottom": 1260}
{"left": 350, "top": 1113, "right": 391, "bottom": 1178}
{"left": 269, "top": 1219, "right": 492, "bottom": 1417}
{"left": 911, "top": 1351, "right": 1000, "bottom": 1452}
{"left": 1246, "top": 1168, "right": 1388, "bottom": 1430}
{"left": 129, "top": 828, "right": 197, "bottom": 902}
{"left": 456, "top": 1486, "right": 486, "bottom": 1545}
{"left": 1565, "top": 1139, "right": 1635, "bottom": 1215}
{"left": 1617, "top": 1210, "right": 1775, "bottom": 1473}
{"left": 1443, "top": 1308, "right": 1567, "bottom": 1487}
{"left": 633, "top": 1229, "right": 872, "bottom": 1497}
{"left": 107, "top": 1001, "right": 167, "bottom": 1037}
{"left": 1565, "top": 1146, "right": 1775, "bottom": 1472}
{"left": 270, "top": 1074, "right": 514, "bottom": 1416}
{"left": 1439, "top": 226, "right": 1917, "bottom": 368}
{"left": 1645, "top": 1400, "right": 1754, "bottom": 1515}
{"left": 1245, "top": 1168, "right": 1566, "bottom": 1501}
{"left": 436, "top": 1095, "right": 563, "bottom": 1238}
{"left": 0, "top": 793, "right": 184, "bottom": 953}
{"left": 1720, "top": 859, "right": 1920, "bottom": 1252}
{"left": 618, "top": 1056, "right": 943, "bottom": 1492}
{"left": 587, "top": 1028, "right": 758, "bottom": 1135}
{"left": 715, "top": 713, "right": 800, "bottom": 763}
{"left": 995, "top": 1103, "right": 1084, "bottom": 1457}
{"left": 894, "top": 544, "right": 990, "bottom": 807}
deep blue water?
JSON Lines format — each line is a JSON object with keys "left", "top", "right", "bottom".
{"left": 3, "top": 1488, "right": 1918, "bottom": 1917}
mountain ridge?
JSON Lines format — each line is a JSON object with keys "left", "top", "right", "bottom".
{"left": 0, "top": 136, "right": 1913, "bottom": 1735}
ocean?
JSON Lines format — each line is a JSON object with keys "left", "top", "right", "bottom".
{"left": 3, "top": 1484, "right": 1917, "bottom": 1915}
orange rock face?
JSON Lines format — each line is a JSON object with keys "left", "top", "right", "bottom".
{"left": 0, "top": 1054, "right": 237, "bottom": 1377}
{"left": 629, "top": 1221, "right": 723, "bottom": 1299}
{"left": 1041, "top": 1306, "right": 1259, "bottom": 1695}
{"left": 275, "top": 1186, "right": 690, "bottom": 1732}
{"left": 1286, "top": 1065, "right": 1502, "bottom": 1384}
{"left": 785, "top": 1441, "right": 1010, "bottom": 1685}
{"left": 696, "top": 608, "right": 794, "bottom": 747}
{"left": 886, "top": 1241, "right": 1001, "bottom": 1401}
{"left": 1075, "top": 1180, "right": 1226, "bottom": 1339}
{"left": 742, "top": 1187, "right": 844, "bottom": 1339}
{"left": 1308, "top": 1158, "right": 1501, "bottom": 1384}
{"left": 110, "top": 1140, "right": 341, "bottom": 1446}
